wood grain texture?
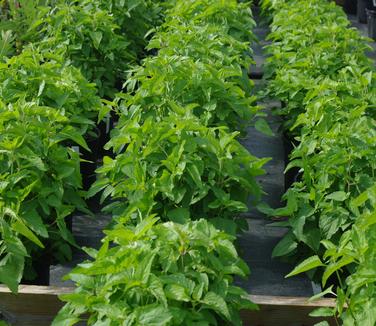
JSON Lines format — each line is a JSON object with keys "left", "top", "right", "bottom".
{"left": 0, "top": 285, "right": 337, "bottom": 326}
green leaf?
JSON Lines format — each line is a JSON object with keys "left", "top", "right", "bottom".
{"left": 165, "top": 284, "right": 191, "bottom": 302}
{"left": 326, "top": 191, "right": 347, "bottom": 202}
{"left": 308, "top": 286, "right": 334, "bottom": 302}
{"left": 322, "top": 256, "right": 355, "bottom": 287}
{"left": 255, "top": 118, "right": 274, "bottom": 136}
{"left": 286, "top": 256, "right": 324, "bottom": 278}
{"left": 86, "top": 178, "right": 110, "bottom": 198}
{"left": 272, "top": 232, "right": 297, "bottom": 257}
{"left": 309, "top": 307, "right": 334, "bottom": 317}
{"left": 201, "top": 292, "right": 231, "bottom": 320}
{"left": 54, "top": 126, "right": 91, "bottom": 152}
{"left": 136, "top": 305, "right": 173, "bottom": 326}
{"left": 22, "top": 209, "right": 48, "bottom": 238}
{"left": 167, "top": 207, "right": 190, "bottom": 224}
{"left": 313, "top": 321, "right": 330, "bottom": 326}
{"left": 0, "top": 254, "right": 24, "bottom": 293}
{"left": 89, "top": 31, "right": 103, "bottom": 49}
{"left": 12, "top": 220, "right": 44, "bottom": 248}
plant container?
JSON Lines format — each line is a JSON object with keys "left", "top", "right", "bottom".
{"left": 21, "top": 257, "right": 51, "bottom": 287}
{"left": 343, "top": 0, "right": 357, "bottom": 14}
{"left": 358, "top": 0, "right": 373, "bottom": 22}
{"left": 367, "top": 9, "right": 376, "bottom": 40}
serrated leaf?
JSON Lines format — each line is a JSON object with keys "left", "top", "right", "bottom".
{"left": 255, "top": 118, "right": 274, "bottom": 136}
{"left": 322, "top": 256, "right": 354, "bottom": 287}
{"left": 12, "top": 220, "right": 44, "bottom": 248}
{"left": 309, "top": 307, "right": 334, "bottom": 317}
{"left": 286, "top": 255, "right": 324, "bottom": 278}
{"left": 326, "top": 191, "right": 347, "bottom": 202}
{"left": 202, "top": 292, "right": 231, "bottom": 320}
{"left": 272, "top": 232, "right": 297, "bottom": 257}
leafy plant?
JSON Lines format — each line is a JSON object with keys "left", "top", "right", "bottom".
{"left": 285, "top": 185, "right": 376, "bottom": 325}
{"left": 263, "top": 0, "right": 373, "bottom": 132}
{"left": 118, "top": 0, "right": 260, "bottom": 133}
{"left": 261, "top": 0, "right": 376, "bottom": 324}
{"left": 88, "top": 0, "right": 267, "bottom": 235}
{"left": 90, "top": 114, "right": 267, "bottom": 235}
{"left": 0, "top": 100, "right": 88, "bottom": 292}
{"left": 0, "top": 46, "right": 102, "bottom": 136}
{"left": 29, "top": 0, "right": 133, "bottom": 97}
{"left": 52, "top": 2, "right": 262, "bottom": 325}
{"left": 53, "top": 216, "right": 257, "bottom": 326}
{"left": 271, "top": 70, "right": 376, "bottom": 274}
{"left": 97, "top": 0, "right": 164, "bottom": 57}
{"left": 119, "top": 54, "right": 259, "bottom": 133}
{"left": 0, "top": 0, "right": 51, "bottom": 53}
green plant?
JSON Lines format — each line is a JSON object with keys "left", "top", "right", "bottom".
{"left": 0, "top": 0, "right": 51, "bottom": 53}
{"left": 97, "top": 0, "right": 164, "bottom": 57}
{"left": 167, "top": 0, "right": 255, "bottom": 44}
{"left": 285, "top": 185, "right": 376, "bottom": 325}
{"left": 52, "top": 2, "right": 262, "bottom": 324}
{"left": 53, "top": 216, "right": 257, "bottom": 325}
{"left": 88, "top": 0, "right": 267, "bottom": 235}
{"left": 119, "top": 0, "right": 260, "bottom": 133}
{"left": 263, "top": 0, "right": 372, "bottom": 132}
{"left": 90, "top": 114, "right": 267, "bottom": 235}
{"left": 29, "top": 0, "right": 131, "bottom": 97}
{"left": 0, "top": 46, "right": 102, "bottom": 136}
{"left": 0, "top": 0, "right": 165, "bottom": 96}
{"left": 119, "top": 54, "right": 259, "bottom": 133}
{"left": 261, "top": 0, "right": 376, "bottom": 324}
{"left": 271, "top": 70, "right": 376, "bottom": 276}
{"left": 0, "top": 100, "right": 89, "bottom": 292}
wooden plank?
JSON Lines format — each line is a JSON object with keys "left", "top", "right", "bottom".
{"left": 0, "top": 285, "right": 337, "bottom": 326}
{"left": 0, "top": 285, "right": 72, "bottom": 325}
{"left": 243, "top": 295, "right": 337, "bottom": 326}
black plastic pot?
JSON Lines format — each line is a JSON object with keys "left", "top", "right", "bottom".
{"left": 343, "top": 0, "right": 357, "bottom": 14}
{"left": 21, "top": 256, "right": 51, "bottom": 286}
{"left": 66, "top": 214, "right": 73, "bottom": 233}
{"left": 357, "top": 0, "right": 372, "bottom": 23}
{"left": 367, "top": 9, "right": 376, "bottom": 40}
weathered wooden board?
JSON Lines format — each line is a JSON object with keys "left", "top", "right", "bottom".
{"left": 241, "top": 295, "right": 337, "bottom": 326}
{"left": 0, "top": 285, "right": 337, "bottom": 326}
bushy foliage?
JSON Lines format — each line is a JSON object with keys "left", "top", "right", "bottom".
{"left": 262, "top": 0, "right": 376, "bottom": 324}
{"left": 53, "top": 217, "right": 256, "bottom": 326}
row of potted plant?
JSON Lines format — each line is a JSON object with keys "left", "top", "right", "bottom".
{"left": 52, "top": 0, "right": 266, "bottom": 325}
{"left": 261, "top": 0, "right": 376, "bottom": 324}
{"left": 0, "top": 0, "right": 163, "bottom": 97}
{"left": 0, "top": 0, "right": 163, "bottom": 293}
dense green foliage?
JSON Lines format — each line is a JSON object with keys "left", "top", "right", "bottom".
{"left": 0, "top": 47, "right": 101, "bottom": 135}
{"left": 91, "top": 115, "right": 266, "bottom": 235}
{"left": 91, "top": 0, "right": 267, "bottom": 235}
{"left": 54, "top": 0, "right": 261, "bottom": 324}
{"left": 0, "top": 0, "right": 164, "bottom": 293}
{"left": 0, "top": 100, "right": 87, "bottom": 292}
{"left": 0, "top": 0, "right": 163, "bottom": 96}
{"left": 0, "top": 47, "right": 101, "bottom": 292}
{"left": 53, "top": 217, "right": 256, "bottom": 326}
{"left": 262, "top": 0, "right": 376, "bottom": 324}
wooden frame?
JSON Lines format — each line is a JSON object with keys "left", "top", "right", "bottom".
{"left": 0, "top": 285, "right": 337, "bottom": 325}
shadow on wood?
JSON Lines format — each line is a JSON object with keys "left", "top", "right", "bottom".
{"left": 0, "top": 285, "right": 337, "bottom": 326}
{"left": 243, "top": 295, "right": 337, "bottom": 326}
